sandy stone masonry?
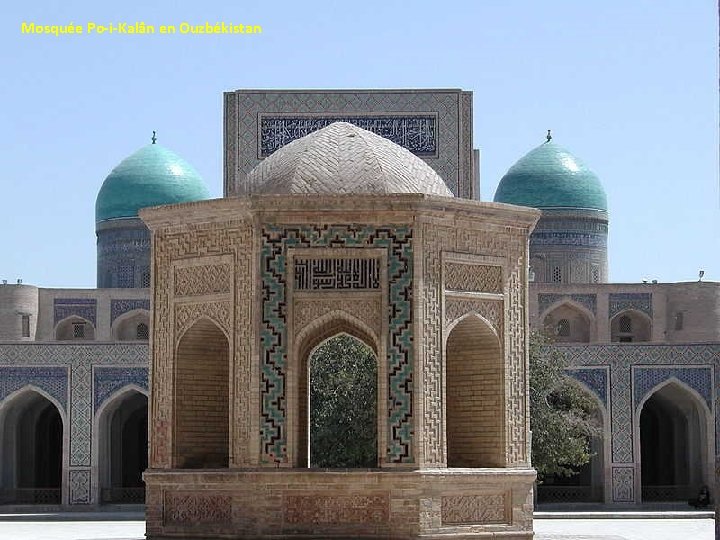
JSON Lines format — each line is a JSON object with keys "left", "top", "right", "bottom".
{"left": 141, "top": 193, "right": 539, "bottom": 539}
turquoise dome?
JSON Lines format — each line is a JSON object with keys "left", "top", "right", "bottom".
{"left": 494, "top": 141, "right": 607, "bottom": 211}
{"left": 95, "top": 143, "right": 210, "bottom": 223}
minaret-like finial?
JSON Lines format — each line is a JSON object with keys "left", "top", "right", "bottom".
{"left": 151, "top": 130, "right": 157, "bottom": 144}
{"left": 546, "top": 129, "right": 552, "bottom": 143}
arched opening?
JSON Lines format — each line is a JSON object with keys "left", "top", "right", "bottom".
{"left": 640, "top": 382, "right": 708, "bottom": 502}
{"left": 446, "top": 314, "right": 504, "bottom": 467}
{"left": 55, "top": 316, "right": 95, "bottom": 341}
{"left": 537, "top": 388, "right": 606, "bottom": 505}
{"left": 542, "top": 304, "right": 592, "bottom": 343}
{"left": 174, "top": 319, "right": 229, "bottom": 469}
{"left": 98, "top": 389, "right": 148, "bottom": 504}
{"left": 611, "top": 310, "right": 651, "bottom": 343}
{"left": 0, "top": 390, "right": 63, "bottom": 504}
{"left": 306, "top": 334, "right": 377, "bottom": 468}
{"left": 113, "top": 311, "right": 150, "bottom": 341}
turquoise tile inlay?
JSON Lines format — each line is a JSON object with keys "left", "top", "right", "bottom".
{"left": 494, "top": 141, "right": 607, "bottom": 211}
{"left": 96, "top": 144, "right": 210, "bottom": 222}
{"left": 260, "top": 224, "right": 414, "bottom": 464}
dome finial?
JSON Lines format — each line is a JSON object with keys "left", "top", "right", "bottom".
{"left": 151, "top": 130, "right": 157, "bottom": 144}
{"left": 546, "top": 129, "right": 552, "bottom": 143}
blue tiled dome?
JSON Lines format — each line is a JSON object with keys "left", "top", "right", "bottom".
{"left": 494, "top": 140, "right": 607, "bottom": 212}
{"left": 96, "top": 143, "right": 210, "bottom": 223}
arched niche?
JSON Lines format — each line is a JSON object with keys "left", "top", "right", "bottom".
{"left": 638, "top": 380, "right": 711, "bottom": 502}
{"left": 112, "top": 310, "right": 150, "bottom": 341}
{"left": 174, "top": 318, "right": 229, "bottom": 469}
{"left": 0, "top": 387, "right": 64, "bottom": 504}
{"left": 294, "top": 313, "right": 379, "bottom": 468}
{"left": 611, "top": 310, "right": 651, "bottom": 343}
{"left": 542, "top": 302, "right": 593, "bottom": 343}
{"left": 445, "top": 313, "right": 504, "bottom": 467}
{"left": 55, "top": 316, "right": 95, "bottom": 341}
{"left": 95, "top": 387, "right": 148, "bottom": 504}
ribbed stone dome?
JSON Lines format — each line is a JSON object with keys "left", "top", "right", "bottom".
{"left": 245, "top": 122, "right": 453, "bottom": 196}
{"left": 494, "top": 140, "right": 607, "bottom": 211}
{"left": 96, "top": 143, "right": 210, "bottom": 223}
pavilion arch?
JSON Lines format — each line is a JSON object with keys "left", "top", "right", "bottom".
{"left": 635, "top": 378, "right": 713, "bottom": 502}
{"left": 541, "top": 301, "right": 594, "bottom": 343}
{"left": 112, "top": 309, "right": 150, "bottom": 341}
{"left": 173, "top": 318, "right": 229, "bottom": 469}
{"left": 292, "top": 310, "right": 381, "bottom": 468}
{"left": 93, "top": 385, "right": 148, "bottom": 504}
{"left": 538, "top": 378, "right": 609, "bottom": 504}
{"left": 0, "top": 386, "right": 66, "bottom": 504}
{"left": 55, "top": 315, "right": 96, "bottom": 341}
{"left": 611, "top": 309, "right": 651, "bottom": 343}
{"left": 444, "top": 312, "right": 505, "bottom": 467}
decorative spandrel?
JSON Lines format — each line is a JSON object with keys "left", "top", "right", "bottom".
{"left": 294, "top": 258, "right": 380, "bottom": 291}
{"left": 260, "top": 115, "right": 437, "bottom": 157}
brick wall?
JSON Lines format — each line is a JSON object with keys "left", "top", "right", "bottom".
{"left": 446, "top": 316, "right": 504, "bottom": 467}
{"left": 175, "top": 319, "right": 229, "bottom": 468}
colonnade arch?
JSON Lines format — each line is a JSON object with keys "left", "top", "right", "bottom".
{"left": 637, "top": 380, "right": 712, "bottom": 502}
{"left": 541, "top": 302, "right": 593, "bottom": 343}
{"left": 95, "top": 386, "right": 148, "bottom": 504}
{"left": 0, "top": 387, "right": 65, "bottom": 504}
{"left": 112, "top": 310, "right": 150, "bottom": 341}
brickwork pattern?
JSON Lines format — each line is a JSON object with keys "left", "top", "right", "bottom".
{"left": 441, "top": 494, "right": 508, "bottom": 524}
{"left": 150, "top": 222, "right": 252, "bottom": 468}
{"left": 444, "top": 263, "right": 502, "bottom": 293}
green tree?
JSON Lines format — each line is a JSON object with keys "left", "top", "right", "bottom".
{"left": 309, "top": 334, "right": 377, "bottom": 468}
{"left": 529, "top": 331, "right": 600, "bottom": 481}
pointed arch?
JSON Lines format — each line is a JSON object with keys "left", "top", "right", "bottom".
{"left": 54, "top": 315, "right": 95, "bottom": 341}
{"left": 445, "top": 313, "right": 504, "bottom": 467}
{"left": 173, "top": 318, "right": 229, "bottom": 469}
{"left": 93, "top": 385, "right": 148, "bottom": 504}
{"left": 112, "top": 309, "right": 151, "bottom": 341}
{"left": 445, "top": 311, "right": 500, "bottom": 343}
{"left": 636, "top": 379, "right": 713, "bottom": 502}
{"left": 611, "top": 309, "right": 651, "bottom": 342}
{"left": 0, "top": 386, "right": 65, "bottom": 504}
{"left": 292, "top": 310, "right": 381, "bottom": 468}
{"left": 541, "top": 300, "right": 594, "bottom": 343}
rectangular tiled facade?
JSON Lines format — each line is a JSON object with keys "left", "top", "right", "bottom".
{"left": 224, "top": 89, "right": 476, "bottom": 199}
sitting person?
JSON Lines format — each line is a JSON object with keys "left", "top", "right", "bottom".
{"left": 689, "top": 485, "right": 711, "bottom": 508}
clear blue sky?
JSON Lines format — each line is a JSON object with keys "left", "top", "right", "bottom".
{"left": 1, "top": 1, "right": 717, "bottom": 287}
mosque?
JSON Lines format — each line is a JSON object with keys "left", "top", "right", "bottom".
{"left": 0, "top": 89, "right": 717, "bottom": 527}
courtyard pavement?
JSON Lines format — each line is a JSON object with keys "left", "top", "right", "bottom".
{"left": 0, "top": 515, "right": 713, "bottom": 539}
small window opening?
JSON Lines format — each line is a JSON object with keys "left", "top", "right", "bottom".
{"left": 73, "top": 322, "right": 85, "bottom": 339}
{"left": 556, "top": 319, "right": 570, "bottom": 337}
{"left": 675, "top": 312, "right": 684, "bottom": 331}
{"left": 136, "top": 323, "right": 149, "bottom": 340}
{"left": 141, "top": 271, "right": 151, "bottom": 288}
{"left": 619, "top": 315, "right": 632, "bottom": 333}
{"left": 552, "top": 266, "right": 562, "bottom": 283}
{"left": 21, "top": 315, "right": 30, "bottom": 337}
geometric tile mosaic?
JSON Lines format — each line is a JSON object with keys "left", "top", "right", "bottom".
{"left": 110, "top": 299, "right": 150, "bottom": 324}
{"left": 260, "top": 224, "right": 413, "bottom": 464}
{"left": 0, "top": 366, "right": 68, "bottom": 410}
{"left": 608, "top": 293, "right": 652, "bottom": 319}
{"left": 53, "top": 298, "right": 97, "bottom": 326}
{"left": 633, "top": 366, "right": 712, "bottom": 411}
{"left": 538, "top": 293, "right": 597, "bottom": 316}
{"left": 93, "top": 366, "right": 148, "bottom": 412}
{"left": 567, "top": 367, "right": 607, "bottom": 406}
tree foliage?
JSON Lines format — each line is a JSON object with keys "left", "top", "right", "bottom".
{"left": 309, "top": 334, "right": 377, "bottom": 468}
{"left": 529, "top": 331, "right": 601, "bottom": 481}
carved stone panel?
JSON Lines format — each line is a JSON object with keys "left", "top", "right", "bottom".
{"left": 441, "top": 494, "right": 508, "bottom": 524}
{"left": 284, "top": 494, "right": 389, "bottom": 525}
{"left": 444, "top": 263, "right": 503, "bottom": 294}
{"left": 174, "top": 263, "right": 232, "bottom": 297}
{"left": 164, "top": 492, "right": 232, "bottom": 525}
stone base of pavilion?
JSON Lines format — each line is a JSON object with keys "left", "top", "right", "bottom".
{"left": 144, "top": 467, "right": 535, "bottom": 539}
